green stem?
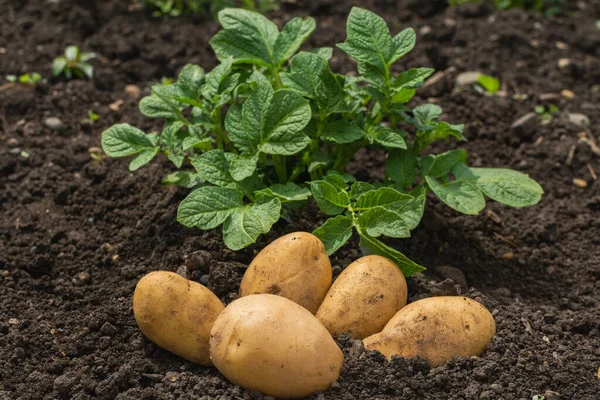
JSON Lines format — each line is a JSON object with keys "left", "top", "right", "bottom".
{"left": 273, "top": 154, "right": 287, "bottom": 183}
{"left": 270, "top": 66, "right": 283, "bottom": 89}
{"left": 288, "top": 164, "right": 303, "bottom": 183}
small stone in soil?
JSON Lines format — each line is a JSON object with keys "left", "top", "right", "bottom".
{"left": 573, "top": 178, "right": 588, "bottom": 188}
{"left": 455, "top": 71, "right": 481, "bottom": 87}
{"left": 176, "top": 265, "right": 189, "bottom": 279}
{"left": 433, "top": 266, "right": 469, "bottom": 292}
{"left": 568, "top": 113, "right": 590, "bottom": 127}
{"left": 124, "top": 84, "right": 141, "bottom": 98}
{"left": 99, "top": 322, "right": 118, "bottom": 336}
{"left": 199, "top": 274, "right": 209, "bottom": 286}
{"left": 44, "top": 117, "right": 64, "bottom": 131}
{"left": 557, "top": 58, "right": 571, "bottom": 68}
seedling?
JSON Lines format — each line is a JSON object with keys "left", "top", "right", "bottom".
{"left": 88, "top": 110, "right": 100, "bottom": 123}
{"left": 53, "top": 46, "right": 95, "bottom": 79}
{"left": 535, "top": 104, "right": 559, "bottom": 124}
{"left": 101, "top": 7, "right": 543, "bottom": 275}
{"left": 5, "top": 72, "right": 42, "bottom": 86}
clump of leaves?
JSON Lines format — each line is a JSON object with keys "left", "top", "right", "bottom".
{"left": 138, "top": 0, "right": 277, "bottom": 17}
{"left": 101, "top": 7, "right": 543, "bottom": 275}
{"left": 535, "top": 104, "right": 559, "bottom": 124}
{"left": 5, "top": 72, "right": 42, "bottom": 86}
{"left": 53, "top": 46, "right": 95, "bottom": 80}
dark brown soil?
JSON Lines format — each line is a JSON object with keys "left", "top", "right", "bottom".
{"left": 1, "top": 0, "right": 600, "bottom": 399}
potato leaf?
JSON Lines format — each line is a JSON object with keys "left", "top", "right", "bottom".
{"left": 177, "top": 186, "right": 245, "bottom": 230}
{"left": 313, "top": 215, "right": 354, "bottom": 255}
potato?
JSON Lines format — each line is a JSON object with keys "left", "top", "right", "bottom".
{"left": 133, "top": 271, "right": 224, "bottom": 366}
{"left": 316, "top": 255, "right": 407, "bottom": 339}
{"left": 210, "top": 294, "right": 343, "bottom": 398}
{"left": 363, "top": 296, "right": 496, "bottom": 367}
{"left": 239, "top": 232, "right": 332, "bottom": 314}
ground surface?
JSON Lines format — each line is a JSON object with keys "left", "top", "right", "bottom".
{"left": 1, "top": 0, "right": 599, "bottom": 399}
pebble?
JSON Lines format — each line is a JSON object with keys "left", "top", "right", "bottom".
{"left": 44, "top": 117, "right": 65, "bottom": 131}
{"left": 490, "top": 383, "right": 503, "bottom": 394}
{"left": 560, "top": 89, "right": 575, "bottom": 99}
{"left": 8, "top": 318, "right": 19, "bottom": 325}
{"left": 557, "top": 58, "right": 571, "bottom": 69}
{"left": 573, "top": 178, "right": 588, "bottom": 188}
{"left": 348, "top": 340, "right": 365, "bottom": 361}
{"left": 7, "top": 138, "right": 19, "bottom": 147}
{"left": 77, "top": 271, "right": 91, "bottom": 284}
{"left": 9, "top": 148, "right": 21, "bottom": 155}
{"left": 568, "top": 113, "right": 590, "bottom": 127}
{"left": 124, "top": 84, "right": 141, "bottom": 98}
{"left": 455, "top": 71, "right": 481, "bottom": 87}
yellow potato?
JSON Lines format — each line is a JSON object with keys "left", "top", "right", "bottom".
{"left": 363, "top": 296, "right": 496, "bottom": 367}
{"left": 239, "top": 232, "right": 332, "bottom": 314}
{"left": 210, "top": 294, "right": 343, "bottom": 399}
{"left": 316, "top": 255, "right": 407, "bottom": 339}
{"left": 133, "top": 271, "right": 224, "bottom": 366}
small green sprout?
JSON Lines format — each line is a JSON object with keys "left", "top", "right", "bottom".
{"left": 5, "top": 73, "right": 42, "bottom": 86}
{"left": 535, "top": 104, "right": 559, "bottom": 124}
{"left": 88, "top": 110, "right": 100, "bottom": 123}
{"left": 53, "top": 46, "right": 96, "bottom": 79}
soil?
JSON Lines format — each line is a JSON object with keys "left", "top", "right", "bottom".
{"left": 1, "top": 0, "right": 600, "bottom": 399}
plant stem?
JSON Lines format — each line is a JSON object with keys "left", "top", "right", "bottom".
{"left": 273, "top": 154, "right": 287, "bottom": 183}
{"left": 270, "top": 66, "right": 283, "bottom": 89}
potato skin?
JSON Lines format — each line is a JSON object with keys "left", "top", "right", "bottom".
{"left": 239, "top": 232, "right": 332, "bottom": 314}
{"left": 316, "top": 255, "right": 407, "bottom": 339}
{"left": 210, "top": 294, "right": 343, "bottom": 399}
{"left": 363, "top": 296, "right": 496, "bottom": 367}
{"left": 133, "top": 271, "right": 225, "bottom": 366}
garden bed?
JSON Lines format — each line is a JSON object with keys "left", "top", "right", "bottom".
{"left": 1, "top": 0, "right": 599, "bottom": 398}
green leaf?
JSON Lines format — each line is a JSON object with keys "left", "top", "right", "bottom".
{"left": 281, "top": 52, "right": 344, "bottom": 116}
{"left": 309, "top": 180, "right": 350, "bottom": 215}
{"left": 393, "top": 68, "right": 435, "bottom": 89}
{"left": 323, "top": 173, "right": 348, "bottom": 190}
{"left": 358, "top": 207, "right": 410, "bottom": 238}
{"left": 204, "top": 58, "right": 234, "bottom": 99}
{"left": 413, "top": 103, "right": 442, "bottom": 123}
{"left": 422, "top": 149, "right": 467, "bottom": 178}
{"left": 358, "top": 232, "right": 424, "bottom": 276}
{"left": 337, "top": 7, "right": 392, "bottom": 73}
{"left": 190, "top": 150, "right": 234, "bottom": 187}
{"left": 224, "top": 103, "right": 248, "bottom": 152}
{"left": 391, "top": 88, "right": 416, "bottom": 104}
{"left": 313, "top": 215, "right": 354, "bottom": 255}
{"left": 177, "top": 64, "right": 205, "bottom": 95}
{"left": 321, "top": 121, "right": 365, "bottom": 144}
{"left": 162, "top": 171, "right": 202, "bottom": 188}
{"left": 254, "top": 182, "right": 311, "bottom": 203}
{"left": 425, "top": 175, "right": 485, "bottom": 215}
{"left": 259, "top": 90, "right": 311, "bottom": 155}
{"left": 178, "top": 186, "right": 245, "bottom": 230}
{"left": 210, "top": 9, "right": 279, "bottom": 66}
{"left": 223, "top": 198, "right": 282, "bottom": 250}
{"left": 52, "top": 57, "right": 67, "bottom": 77}
{"left": 349, "top": 181, "right": 376, "bottom": 198}
{"left": 129, "top": 147, "right": 160, "bottom": 171}
{"left": 456, "top": 166, "right": 543, "bottom": 208}
{"left": 385, "top": 185, "right": 426, "bottom": 230}
{"left": 229, "top": 154, "right": 258, "bottom": 182}
{"left": 65, "top": 45, "right": 80, "bottom": 61}
{"left": 355, "top": 187, "right": 412, "bottom": 211}
{"left": 430, "top": 121, "right": 465, "bottom": 142}
{"left": 390, "top": 28, "right": 416, "bottom": 64}
{"left": 101, "top": 124, "right": 157, "bottom": 157}
{"left": 477, "top": 74, "right": 500, "bottom": 93}
{"left": 273, "top": 17, "right": 316, "bottom": 65}
{"left": 386, "top": 147, "right": 417, "bottom": 190}
{"left": 139, "top": 95, "right": 180, "bottom": 120}
{"left": 371, "top": 126, "right": 407, "bottom": 149}
{"left": 312, "top": 47, "right": 334, "bottom": 60}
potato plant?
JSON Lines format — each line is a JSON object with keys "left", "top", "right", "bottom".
{"left": 139, "top": 0, "right": 278, "bottom": 17}
{"left": 101, "top": 7, "right": 543, "bottom": 275}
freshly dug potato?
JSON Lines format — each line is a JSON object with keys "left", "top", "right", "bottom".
{"left": 239, "top": 232, "right": 331, "bottom": 314}
{"left": 133, "top": 271, "right": 224, "bottom": 366}
{"left": 363, "top": 296, "right": 496, "bottom": 367}
{"left": 210, "top": 294, "right": 343, "bottom": 398}
{"left": 316, "top": 255, "right": 407, "bottom": 339}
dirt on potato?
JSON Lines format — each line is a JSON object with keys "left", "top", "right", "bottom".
{"left": 1, "top": 0, "right": 599, "bottom": 399}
